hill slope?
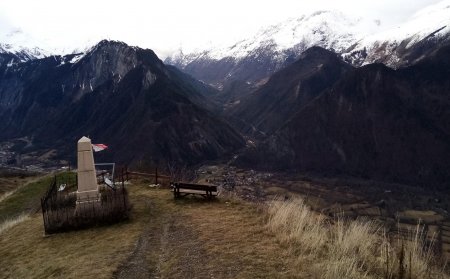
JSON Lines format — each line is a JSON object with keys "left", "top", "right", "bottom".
{"left": 237, "top": 45, "right": 450, "bottom": 188}
{"left": 229, "top": 47, "right": 352, "bottom": 136}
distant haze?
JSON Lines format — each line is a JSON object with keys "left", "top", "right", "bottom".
{"left": 0, "top": 0, "right": 443, "bottom": 58}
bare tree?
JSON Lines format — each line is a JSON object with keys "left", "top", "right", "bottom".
{"left": 167, "top": 162, "right": 197, "bottom": 182}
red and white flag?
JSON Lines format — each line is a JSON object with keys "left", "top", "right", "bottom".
{"left": 92, "top": 143, "right": 108, "bottom": 152}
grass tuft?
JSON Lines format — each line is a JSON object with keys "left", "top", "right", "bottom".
{"left": 267, "top": 197, "right": 448, "bottom": 279}
{"left": 267, "top": 198, "right": 327, "bottom": 255}
{"left": 0, "top": 190, "right": 16, "bottom": 204}
{"left": 0, "top": 214, "right": 30, "bottom": 235}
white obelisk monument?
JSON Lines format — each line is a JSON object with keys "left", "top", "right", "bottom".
{"left": 76, "top": 136, "right": 100, "bottom": 209}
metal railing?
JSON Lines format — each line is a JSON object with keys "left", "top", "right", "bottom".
{"left": 41, "top": 173, "right": 130, "bottom": 234}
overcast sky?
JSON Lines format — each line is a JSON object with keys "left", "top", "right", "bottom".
{"left": 0, "top": 0, "right": 443, "bottom": 58}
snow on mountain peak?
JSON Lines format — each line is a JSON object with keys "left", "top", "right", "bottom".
{"left": 365, "top": 0, "right": 450, "bottom": 44}
{"left": 346, "top": 0, "right": 450, "bottom": 66}
{"left": 169, "top": 10, "right": 382, "bottom": 66}
{"left": 220, "top": 10, "right": 367, "bottom": 57}
{"left": 168, "top": 0, "right": 450, "bottom": 70}
{"left": 0, "top": 25, "right": 50, "bottom": 61}
{"left": 0, "top": 23, "right": 100, "bottom": 62}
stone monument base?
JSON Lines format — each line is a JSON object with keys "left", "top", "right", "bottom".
{"left": 74, "top": 190, "right": 101, "bottom": 216}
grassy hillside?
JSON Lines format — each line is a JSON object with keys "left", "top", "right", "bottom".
{"left": 0, "top": 172, "right": 73, "bottom": 220}
{"left": 0, "top": 169, "right": 36, "bottom": 193}
{"left": 0, "top": 169, "right": 39, "bottom": 203}
{"left": 0, "top": 178, "right": 296, "bottom": 278}
{"left": 0, "top": 175, "right": 448, "bottom": 278}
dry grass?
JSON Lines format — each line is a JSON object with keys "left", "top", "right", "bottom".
{"left": 268, "top": 198, "right": 327, "bottom": 255}
{"left": 0, "top": 173, "right": 56, "bottom": 220}
{"left": 0, "top": 179, "right": 296, "bottom": 278}
{"left": 0, "top": 170, "right": 41, "bottom": 204}
{"left": 0, "top": 213, "right": 30, "bottom": 235}
{"left": 0, "top": 169, "right": 38, "bottom": 195}
{"left": 2, "top": 173, "right": 446, "bottom": 278}
{"left": 127, "top": 188, "right": 298, "bottom": 278}
{"left": 382, "top": 224, "right": 445, "bottom": 279}
{"left": 0, "top": 184, "right": 150, "bottom": 279}
{"left": 267, "top": 197, "right": 449, "bottom": 279}
{"left": 0, "top": 190, "right": 15, "bottom": 204}
{"left": 181, "top": 198, "right": 295, "bottom": 278}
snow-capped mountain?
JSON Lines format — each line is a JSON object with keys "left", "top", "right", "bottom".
{"left": 166, "top": 0, "right": 450, "bottom": 89}
{"left": 170, "top": 10, "right": 380, "bottom": 66}
{"left": 0, "top": 27, "right": 49, "bottom": 63}
{"left": 344, "top": 0, "right": 450, "bottom": 67}
{"left": 0, "top": 25, "right": 116, "bottom": 67}
{"left": 0, "top": 21, "right": 96, "bottom": 64}
{"left": 166, "top": 10, "right": 380, "bottom": 88}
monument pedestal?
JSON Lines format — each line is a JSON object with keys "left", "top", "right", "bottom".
{"left": 75, "top": 136, "right": 101, "bottom": 215}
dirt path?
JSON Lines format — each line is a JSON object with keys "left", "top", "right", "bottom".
{"left": 113, "top": 189, "right": 292, "bottom": 279}
{"left": 113, "top": 198, "right": 162, "bottom": 279}
{"left": 114, "top": 210, "right": 212, "bottom": 278}
{"left": 156, "top": 217, "right": 213, "bottom": 278}
{"left": 113, "top": 224, "right": 154, "bottom": 278}
{"left": 113, "top": 190, "right": 214, "bottom": 279}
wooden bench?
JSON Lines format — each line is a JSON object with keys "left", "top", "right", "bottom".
{"left": 171, "top": 182, "right": 218, "bottom": 199}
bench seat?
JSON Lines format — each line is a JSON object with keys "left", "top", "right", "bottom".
{"left": 171, "top": 182, "right": 218, "bottom": 199}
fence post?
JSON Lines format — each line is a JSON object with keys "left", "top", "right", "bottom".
{"left": 121, "top": 167, "right": 124, "bottom": 187}
{"left": 122, "top": 186, "right": 127, "bottom": 212}
{"left": 155, "top": 167, "right": 158, "bottom": 185}
{"left": 41, "top": 198, "right": 47, "bottom": 234}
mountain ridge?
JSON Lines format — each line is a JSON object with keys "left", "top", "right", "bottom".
{"left": 235, "top": 44, "right": 450, "bottom": 188}
{"left": 0, "top": 40, "right": 245, "bottom": 166}
{"left": 166, "top": 1, "right": 450, "bottom": 91}
{"left": 228, "top": 46, "right": 353, "bottom": 136}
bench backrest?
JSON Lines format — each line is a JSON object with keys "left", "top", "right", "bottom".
{"left": 172, "top": 182, "right": 217, "bottom": 192}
